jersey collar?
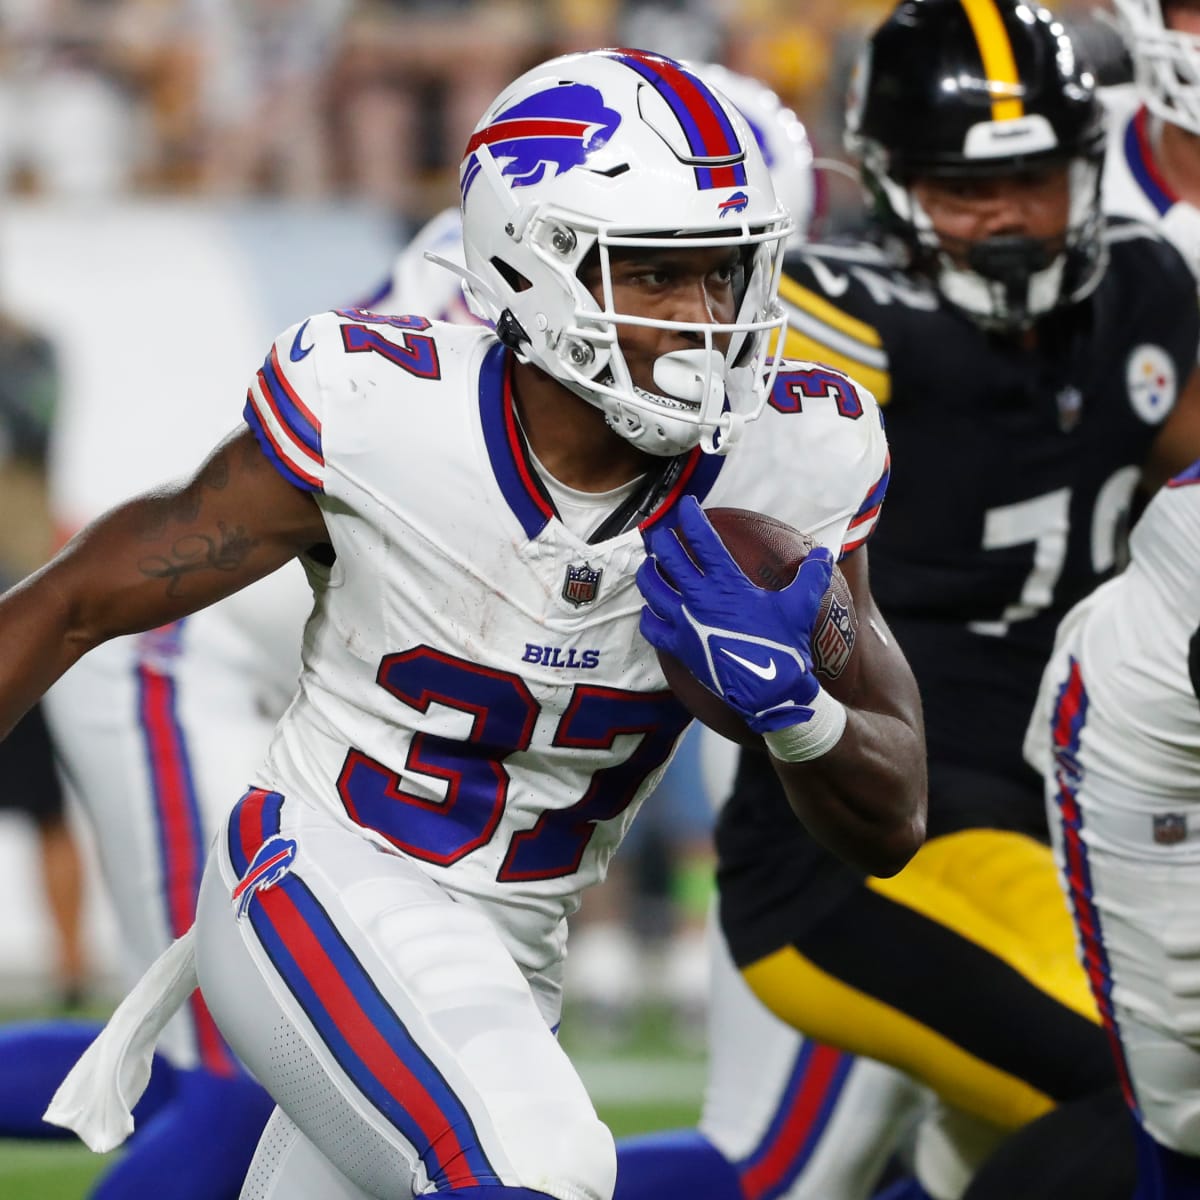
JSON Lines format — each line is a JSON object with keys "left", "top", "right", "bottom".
{"left": 477, "top": 340, "right": 725, "bottom": 540}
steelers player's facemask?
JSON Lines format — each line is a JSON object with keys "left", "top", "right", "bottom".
{"left": 874, "top": 156, "right": 1107, "bottom": 333}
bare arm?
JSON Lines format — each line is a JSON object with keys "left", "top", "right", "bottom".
{"left": 770, "top": 547, "right": 927, "bottom": 877}
{"left": 0, "top": 426, "right": 327, "bottom": 738}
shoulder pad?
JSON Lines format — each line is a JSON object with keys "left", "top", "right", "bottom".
{"left": 777, "top": 245, "right": 932, "bottom": 406}
{"left": 1102, "top": 214, "right": 1166, "bottom": 247}
{"left": 1103, "top": 214, "right": 1199, "bottom": 290}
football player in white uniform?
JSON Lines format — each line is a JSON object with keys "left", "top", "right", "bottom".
{"left": 1104, "top": 0, "right": 1200, "bottom": 278}
{"left": 1016, "top": 460, "right": 1200, "bottom": 1198}
{"left": 1, "top": 48, "right": 928, "bottom": 1200}
{"left": 357, "top": 61, "right": 819, "bottom": 1033}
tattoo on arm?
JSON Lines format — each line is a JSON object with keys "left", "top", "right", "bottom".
{"left": 138, "top": 522, "right": 260, "bottom": 597}
{"left": 136, "top": 445, "right": 235, "bottom": 540}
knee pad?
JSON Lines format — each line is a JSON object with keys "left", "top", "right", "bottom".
{"left": 1140, "top": 1092, "right": 1200, "bottom": 1158}
{"left": 510, "top": 1109, "right": 616, "bottom": 1200}
{"left": 913, "top": 1105, "right": 1007, "bottom": 1200}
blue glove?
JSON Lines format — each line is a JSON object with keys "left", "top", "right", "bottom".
{"left": 637, "top": 496, "right": 833, "bottom": 734}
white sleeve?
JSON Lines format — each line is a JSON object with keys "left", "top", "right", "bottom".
{"left": 242, "top": 314, "right": 330, "bottom": 494}
{"left": 786, "top": 368, "right": 890, "bottom": 560}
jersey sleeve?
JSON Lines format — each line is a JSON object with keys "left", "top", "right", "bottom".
{"left": 841, "top": 442, "right": 890, "bottom": 557}
{"left": 1106, "top": 219, "right": 1200, "bottom": 379}
{"left": 1158, "top": 234, "right": 1200, "bottom": 372}
{"left": 242, "top": 315, "right": 328, "bottom": 494}
{"left": 766, "top": 356, "right": 892, "bottom": 560}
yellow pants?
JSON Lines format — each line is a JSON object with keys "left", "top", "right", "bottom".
{"left": 742, "top": 829, "right": 1108, "bottom": 1131}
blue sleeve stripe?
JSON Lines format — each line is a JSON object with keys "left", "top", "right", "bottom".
{"left": 853, "top": 454, "right": 890, "bottom": 518}
{"left": 261, "top": 349, "right": 323, "bottom": 461}
{"left": 243, "top": 398, "right": 323, "bottom": 493}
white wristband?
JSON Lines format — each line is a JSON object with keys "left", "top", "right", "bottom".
{"left": 762, "top": 688, "right": 848, "bottom": 763}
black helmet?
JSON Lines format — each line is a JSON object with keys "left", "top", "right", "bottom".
{"left": 845, "top": 0, "right": 1107, "bottom": 330}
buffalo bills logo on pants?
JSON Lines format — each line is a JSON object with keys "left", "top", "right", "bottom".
{"left": 461, "top": 83, "right": 622, "bottom": 198}
{"left": 232, "top": 835, "right": 298, "bottom": 920}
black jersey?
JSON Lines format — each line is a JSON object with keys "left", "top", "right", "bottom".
{"left": 718, "top": 220, "right": 1199, "bottom": 961}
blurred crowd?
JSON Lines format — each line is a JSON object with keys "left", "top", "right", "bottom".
{"left": 0, "top": 0, "right": 1126, "bottom": 224}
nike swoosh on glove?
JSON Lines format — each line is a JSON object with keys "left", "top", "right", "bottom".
{"left": 637, "top": 495, "right": 833, "bottom": 734}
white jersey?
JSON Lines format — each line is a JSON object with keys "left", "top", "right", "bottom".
{"left": 244, "top": 311, "right": 888, "bottom": 976}
{"left": 1030, "top": 463, "right": 1200, "bottom": 1154}
{"left": 1102, "top": 83, "right": 1200, "bottom": 282}
{"left": 1028, "top": 459, "right": 1200, "bottom": 806}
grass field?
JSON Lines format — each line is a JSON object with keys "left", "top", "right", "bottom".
{"left": 0, "top": 1000, "right": 705, "bottom": 1200}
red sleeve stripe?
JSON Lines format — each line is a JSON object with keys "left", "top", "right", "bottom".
{"left": 252, "top": 370, "right": 324, "bottom": 469}
{"left": 840, "top": 528, "right": 874, "bottom": 556}
{"left": 852, "top": 453, "right": 890, "bottom": 520}
{"left": 846, "top": 500, "right": 882, "bottom": 531}
{"left": 244, "top": 394, "right": 324, "bottom": 492}
{"left": 268, "top": 346, "right": 322, "bottom": 439}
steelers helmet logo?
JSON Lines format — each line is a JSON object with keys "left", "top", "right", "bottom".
{"left": 1126, "top": 344, "right": 1176, "bottom": 425}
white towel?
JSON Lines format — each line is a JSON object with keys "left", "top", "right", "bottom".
{"left": 44, "top": 927, "right": 198, "bottom": 1152}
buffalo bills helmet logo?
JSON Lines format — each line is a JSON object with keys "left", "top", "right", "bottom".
{"left": 462, "top": 83, "right": 622, "bottom": 199}
{"left": 718, "top": 190, "right": 750, "bottom": 218}
{"left": 231, "top": 835, "right": 297, "bottom": 919}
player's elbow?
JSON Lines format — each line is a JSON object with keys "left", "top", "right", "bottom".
{"left": 797, "top": 786, "right": 926, "bottom": 877}
{"left": 835, "top": 774, "right": 927, "bottom": 877}
{"left": 866, "top": 805, "right": 926, "bottom": 877}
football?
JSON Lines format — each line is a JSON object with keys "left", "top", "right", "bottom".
{"left": 656, "top": 508, "right": 859, "bottom": 746}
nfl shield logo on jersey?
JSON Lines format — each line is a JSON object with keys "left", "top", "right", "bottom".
{"left": 563, "top": 561, "right": 603, "bottom": 606}
{"left": 1153, "top": 813, "right": 1188, "bottom": 846}
{"left": 1055, "top": 386, "right": 1083, "bottom": 433}
{"left": 814, "top": 597, "right": 855, "bottom": 678}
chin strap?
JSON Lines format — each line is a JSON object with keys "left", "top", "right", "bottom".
{"left": 495, "top": 309, "right": 530, "bottom": 351}
{"left": 587, "top": 454, "right": 687, "bottom": 543}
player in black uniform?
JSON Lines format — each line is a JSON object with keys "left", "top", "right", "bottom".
{"left": 614, "top": 3, "right": 1200, "bottom": 1199}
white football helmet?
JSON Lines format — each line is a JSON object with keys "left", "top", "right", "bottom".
{"left": 454, "top": 49, "right": 792, "bottom": 457}
{"left": 1112, "top": 0, "right": 1200, "bottom": 135}
{"left": 689, "top": 62, "right": 816, "bottom": 245}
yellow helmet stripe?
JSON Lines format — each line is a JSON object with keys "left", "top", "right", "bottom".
{"left": 960, "top": 0, "right": 1025, "bottom": 122}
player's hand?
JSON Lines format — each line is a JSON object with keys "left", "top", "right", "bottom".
{"left": 637, "top": 496, "right": 833, "bottom": 733}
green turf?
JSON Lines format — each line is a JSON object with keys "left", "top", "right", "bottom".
{"left": 0, "top": 1102, "right": 699, "bottom": 1199}
{"left": 0, "top": 1143, "right": 116, "bottom": 1199}
{"left": 0, "top": 1000, "right": 704, "bottom": 1199}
